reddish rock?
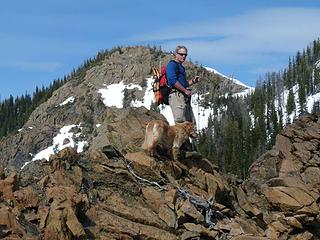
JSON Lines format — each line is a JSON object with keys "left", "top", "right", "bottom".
{"left": 158, "top": 204, "right": 176, "bottom": 228}
{"left": 0, "top": 205, "right": 26, "bottom": 238}
{"left": 176, "top": 199, "right": 204, "bottom": 224}
{"left": 125, "top": 151, "right": 157, "bottom": 168}
{"left": 85, "top": 205, "right": 179, "bottom": 240}
{"left": 0, "top": 173, "right": 17, "bottom": 200}
{"left": 142, "top": 186, "right": 163, "bottom": 212}
{"left": 50, "top": 147, "right": 79, "bottom": 171}
{"left": 290, "top": 231, "right": 314, "bottom": 240}
{"left": 236, "top": 187, "right": 261, "bottom": 217}
{"left": 302, "top": 167, "right": 320, "bottom": 188}
{"left": 13, "top": 186, "right": 39, "bottom": 209}
{"left": 44, "top": 186, "right": 88, "bottom": 239}
{"left": 264, "top": 187, "right": 309, "bottom": 212}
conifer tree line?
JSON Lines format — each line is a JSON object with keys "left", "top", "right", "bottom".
{"left": 0, "top": 48, "right": 117, "bottom": 140}
{"left": 0, "top": 45, "right": 158, "bottom": 140}
{"left": 0, "top": 79, "right": 66, "bottom": 138}
{"left": 198, "top": 38, "right": 320, "bottom": 179}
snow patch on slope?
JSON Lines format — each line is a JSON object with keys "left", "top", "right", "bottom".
{"left": 21, "top": 124, "right": 88, "bottom": 170}
{"left": 204, "top": 67, "right": 253, "bottom": 89}
{"left": 58, "top": 96, "right": 75, "bottom": 106}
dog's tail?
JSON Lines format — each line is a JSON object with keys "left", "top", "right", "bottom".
{"left": 152, "top": 122, "right": 162, "bottom": 141}
{"left": 142, "top": 121, "right": 162, "bottom": 152}
{"left": 141, "top": 127, "right": 149, "bottom": 150}
{"left": 142, "top": 122, "right": 154, "bottom": 150}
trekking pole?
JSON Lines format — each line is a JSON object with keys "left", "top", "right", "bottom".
{"left": 197, "top": 93, "right": 200, "bottom": 133}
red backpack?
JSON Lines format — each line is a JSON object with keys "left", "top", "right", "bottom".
{"left": 151, "top": 61, "right": 179, "bottom": 106}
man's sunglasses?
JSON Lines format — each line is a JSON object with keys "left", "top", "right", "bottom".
{"left": 177, "top": 52, "right": 188, "bottom": 57}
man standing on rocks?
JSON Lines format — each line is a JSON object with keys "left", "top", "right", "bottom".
{"left": 166, "top": 45, "right": 200, "bottom": 126}
{"left": 166, "top": 45, "right": 201, "bottom": 155}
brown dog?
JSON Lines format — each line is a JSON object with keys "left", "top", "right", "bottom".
{"left": 142, "top": 120, "right": 196, "bottom": 160}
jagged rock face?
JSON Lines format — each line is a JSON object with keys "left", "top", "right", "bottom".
{"left": 0, "top": 46, "right": 246, "bottom": 172}
{"left": 2, "top": 46, "right": 318, "bottom": 239}
{"left": 242, "top": 113, "right": 320, "bottom": 239}
{"left": 0, "top": 113, "right": 319, "bottom": 239}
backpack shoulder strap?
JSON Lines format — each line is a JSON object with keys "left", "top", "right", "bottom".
{"left": 168, "top": 60, "right": 180, "bottom": 76}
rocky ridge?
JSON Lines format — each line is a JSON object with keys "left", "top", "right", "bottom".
{"left": 0, "top": 46, "right": 247, "bottom": 172}
{"left": 0, "top": 112, "right": 320, "bottom": 239}
{"left": 1, "top": 45, "right": 318, "bottom": 239}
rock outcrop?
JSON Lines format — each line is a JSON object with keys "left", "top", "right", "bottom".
{"left": 243, "top": 113, "right": 320, "bottom": 239}
{"left": 0, "top": 46, "right": 248, "bottom": 172}
{"left": 0, "top": 46, "right": 318, "bottom": 239}
{"left": 0, "top": 113, "right": 319, "bottom": 239}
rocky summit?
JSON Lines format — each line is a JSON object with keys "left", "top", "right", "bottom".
{"left": 0, "top": 111, "right": 319, "bottom": 239}
{"left": 0, "top": 46, "right": 319, "bottom": 239}
{"left": 0, "top": 46, "right": 248, "bottom": 172}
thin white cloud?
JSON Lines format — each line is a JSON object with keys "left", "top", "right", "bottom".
{"left": 131, "top": 7, "right": 320, "bottom": 65}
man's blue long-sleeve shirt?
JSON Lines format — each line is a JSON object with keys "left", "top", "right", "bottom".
{"left": 166, "top": 60, "right": 188, "bottom": 88}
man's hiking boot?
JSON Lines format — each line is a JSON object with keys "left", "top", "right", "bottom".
{"left": 184, "top": 151, "right": 202, "bottom": 160}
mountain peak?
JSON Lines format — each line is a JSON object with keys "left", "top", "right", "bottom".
{"left": 0, "top": 45, "right": 248, "bottom": 171}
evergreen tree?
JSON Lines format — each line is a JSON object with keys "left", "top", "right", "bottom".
{"left": 286, "top": 89, "right": 295, "bottom": 115}
{"left": 0, "top": 46, "right": 117, "bottom": 139}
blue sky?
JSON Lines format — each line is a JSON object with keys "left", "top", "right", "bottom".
{"left": 1, "top": 0, "right": 320, "bottom": 100}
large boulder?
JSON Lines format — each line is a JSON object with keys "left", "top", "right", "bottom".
{"left": 243, "top": 114, "right": 320, "bottom": 238}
